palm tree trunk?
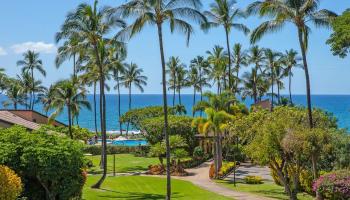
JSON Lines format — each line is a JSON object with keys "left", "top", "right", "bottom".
{"left": 289, "top": 70, "right": 293, "bottom": 104}
{"left": 126, "top": 85, "right": 131, "bottom": 137}
{"left": 67, "top": 103, "right": 73, "bottom": 139}
{"left": 199, "top": 69, "right": 203, "bottom": 117}
{"left": 298, "top": 28, "right": 313, "bottom": 128}
{"left": 225, "top": 28, "right": 231, "bottom": 90}
{"left": 235, "top": 66, "right": 240, "bottom": 95}
{"left": 192, "top": 88, "right": 196, "bottom": 117}
{"left": 271, "top": 69, "right": 274, "bottom": 111}
{"left": 116, "top": 74, "right": 122, "bottom": 135}
{"left": 173, "top": 74, "right": 176, "bottom": 107}
{"left": 14, "top": 102, "right": 17, "bottom": 110}
{"left": 91, "top": 45, "right": 107, "bottom": 189}
{"left": 73, "top": 54, "right": 76, "bottom": 78}
{"left": 31, "top": 68, "right": 34, "bottom": 110}
{"left": 277, "top": 83, "right": 280, "bottom": 104}
{"left": 157, "top": 23, "right": 171, "bottom": 200}
{"left": 178, "top": 87, "right": 182, "bottom": 105}
{"left": 93, "top": 82, "right": 98, "bottom": 135}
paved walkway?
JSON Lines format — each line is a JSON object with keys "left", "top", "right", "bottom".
{"left": 225, "top": 162, "right": 273, "bottom": 182}
{"left": 168, "top": 161, "right": 274, "bottom": 200}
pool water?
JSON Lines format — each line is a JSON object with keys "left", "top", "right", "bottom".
{"left": 97, "top": 139, "right": 148, "bottom": 146}
{"left": 112, "top": 140, "right": 148, "bottom": 146}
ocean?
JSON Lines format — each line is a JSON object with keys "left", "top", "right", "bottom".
{"left": 1, "top": 94, "right": 350, "bottom": 131}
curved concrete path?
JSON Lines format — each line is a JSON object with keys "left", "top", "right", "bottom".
{"left": 171, "top": 161, "right": 274, "bottom": 200}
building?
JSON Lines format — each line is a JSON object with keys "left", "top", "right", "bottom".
{"left": 0, "top": 110, "right": 66, "bottom": 130}
{"left": 251, "top": 99, "right": 272, "bottom": 111}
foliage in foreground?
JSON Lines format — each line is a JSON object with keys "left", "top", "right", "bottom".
{"left": 231, "top": 106, "right": 349, "bottom": 200}
{"left": 0, "top": 126, "right": 86, "bottom": 200}
{"left": 313, "top": 170, "right": 350, "bottom": 200}
{"left": 40, "top": 125, "right": 93, "bottom": 143}
{"left": 0, "top": 165, "right": 23, "bottom": 200}
{"left": 327, "top": 9, "right": 350, "bottom": 58}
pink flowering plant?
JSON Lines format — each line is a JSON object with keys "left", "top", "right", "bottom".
{"left": 313, "top": 170, "right": 350, "bottom": 200}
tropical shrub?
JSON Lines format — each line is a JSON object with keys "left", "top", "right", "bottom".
{"left": 140, "top": 115, "right": 197, "bottom": 154}
{"left": 120, "top": 106, "right": 175, "bottom": 130}
{"left": 193, "top": 146, "right": 204, "bottom": 160}
{"left": 0, "top": 126, "right": 86, "bottom": 200}
{"left": 39, "top": 125, "right": 93, "bottom": 143}
{"left": 218, "top": 162, "right": 236, "bottom": 178}
{"left": 313, "top": 170, "right": 350, "bottom": 200}
{"left": 244, "top": 176, "right": 263, "bottom": 184}
{"left": 0, "top": 165, "right": 22, "bottom": 200}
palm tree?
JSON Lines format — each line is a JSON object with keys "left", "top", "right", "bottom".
{"left": 264, "top": 49, "right": 282, "bottom": 110}
{"left": 55, "top": 34, "right": 82, "bottom": 78}
{"left": 166, "top": 56, "right": 182, "bottom": 106}
{"left": 248, "top": 0, "right": 337, "bottom": 129}
{"left": 40, "top": 85, "right": 55, "bottom": 116}
{"left": 120, "top": 63, "right": 147, "bottom": 135}
{"left": 207, "top": 46, "right": 228, "bottom": 94}
{"left": 17, "top": 50, "right": 46, "bottom": 110}
{"left": 274, "top": 62, "right": 285, "bottom": 104}
{"left": 57, "top": 0, "right": 126, "bottom": 188}
{"left": 282, "top": 49, "right": 302, "bottom": 104}
{"left": 2, "top": 79, "right": 26, "bottom": 110}
{"left": 190, "top": 56, "right": 211, "bottom": 111}
{"left": 241, "top": 69, "right": 263, "bottom": 103}
{"left": 232, "top": 43, "right": 248, "bottom": 95}
{"left": 119, "top": 1, "right": 206, "bottom": 197}
{"left": 49, "top": 79, "right": 91, "bottom": 139}
{"left": 175, "top": 65, "right": 187, "bottom": 106}
{"left": 203, "top": 0, "right": 249, "bottom": 90}
{"left": 0, "top": 68, "right": 8, "bottom": 94}
{"left": 187, "top": 66, "right": 201, "bottom": 116}
{"left": 192, "top": 107, "right": 232, "bottom": 178}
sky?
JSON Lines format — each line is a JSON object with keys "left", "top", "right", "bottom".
{"left": 0, "top": 0, "right": 349, "bottom": 95}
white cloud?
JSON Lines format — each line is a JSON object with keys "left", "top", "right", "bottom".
{"left": 11, "top": 42, "right": 57, "bottom": 54}
{"left": 0, "top": 47, "right": 7, "bottom": 56}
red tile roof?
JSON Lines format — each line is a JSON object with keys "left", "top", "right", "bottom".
{"left": 0, "top": 111, "right": 40, "bottom": 130}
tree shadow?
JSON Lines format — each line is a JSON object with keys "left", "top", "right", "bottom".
{"left": 85, "top": 188, "right": 183, "bottom": 200}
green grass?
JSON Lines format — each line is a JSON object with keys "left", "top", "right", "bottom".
{"left": 216, "top": 180, "right": 314, "bottom": 200}
{"left": 86, "top": 154, "right": 159, "bottom": 174}
{"left": 83, "top": 176, "right": 231, "bottom": 200}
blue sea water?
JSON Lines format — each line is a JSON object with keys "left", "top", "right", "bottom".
{"left": 1, "top": 94, "right": 350, "bottom": 131}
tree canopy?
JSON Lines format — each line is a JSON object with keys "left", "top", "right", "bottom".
{"left": 327, "top": 9, "right": 350, "bottom": 58}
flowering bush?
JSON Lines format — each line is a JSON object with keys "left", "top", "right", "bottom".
{"left": 244, "top": 175, "right": 263, "bottom": 184}
{"left": 0, "top": 165, "right": 22, "bottom": 200}
{"left": 313, "top": 170, "right": 350, "bottom": 200}
{"left": 218, "top": 162, "right": 236, "bottom": 178}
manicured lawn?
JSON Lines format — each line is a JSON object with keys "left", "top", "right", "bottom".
{"left": 86, "top": 154, "right": 159, "bottom": 174}
{"left": 217, "top": 180, "right": 313, "bottom": 200}
{"left": 83, "top": 176, "right": 231, "bottom": 200}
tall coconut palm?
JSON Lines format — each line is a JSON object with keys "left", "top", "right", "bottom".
{"left": 207, "top": 46, "right": 228, "bottom": 94}
{"left": 0, "top": 68, "right": 7, "bottom": 94}
{"left": 203, "top": 0, "right": 249, "bottom": 90}
{"left": 248, "top": 0, "right": 337, "bottom": 129}
{"left": 49, "top": 79, "right": 91, "bottom": 139}
{"left": 17, "top": 50, "right": 46, "bottom": 110}
{"left": 241, "top": 68, "right": 264, "bottom": 103}
{"left": 232, "top": 43, "right": 248, "bottom": 95}
{"left": 175, "top": 65, "right": 187, "bottom": 105}
{"left": 282, "top": 49, "right": 302, "bottom": 104}
{"left": 119, "top": 1, "right": 206, "bottom": 197}
{"left": 166, "top": 56, "right": 182, "bottom": 106}
{"left": 264, "top": 49, "right": 282, "bottom": 110}
{"left": 120, "top": 63, "right": 147, "bottom": 135}
{"left": 190, "top": 56, "right": 211, "bottom": 109}
{"left": 55, "top": 34, "right": 82, "bottom": 78}
{"left": 2, "top": 79, "right": 26, "bottom": 110}
{"left": 40, "top": 85, "right": 55, "bottom": 116}
{"left": 187, "top": 66, "right": 201, "bottom": 116}
{"left": 57, "top": 0, "right": 126, "bottom": 188}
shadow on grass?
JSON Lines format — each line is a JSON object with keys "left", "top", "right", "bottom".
{"left": 88, "top": 165, "right": 149, "bottom": 174}
{"left": 220, "top": 180, "right": 288, "bottom": 200}
{"left": 85, "top": 188, "right": 183, "bottom": 200}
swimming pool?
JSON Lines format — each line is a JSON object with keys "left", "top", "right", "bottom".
{"left": 97, "top": 139, "right": 148, "bottom": 146}
{"left": 112, "top": 140, "right": 148, "bottom": 146}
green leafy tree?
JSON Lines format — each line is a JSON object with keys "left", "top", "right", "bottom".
{"left": 119, "top": 1, "right": 206, "bottom": 197}
{"left": 2, "top": 78, "right": 26, "bottom": 110}
{"left": 248, "top": 0, "right": 337, "bottom": 128}
{"left": 0, "top": 126, "right": 86, "bottom": 200}
{"left": 203, "top": 0, "right": 249, "bottom": 89}
{"left": 327, "top": 9, "right": 350, "bottom": 58}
